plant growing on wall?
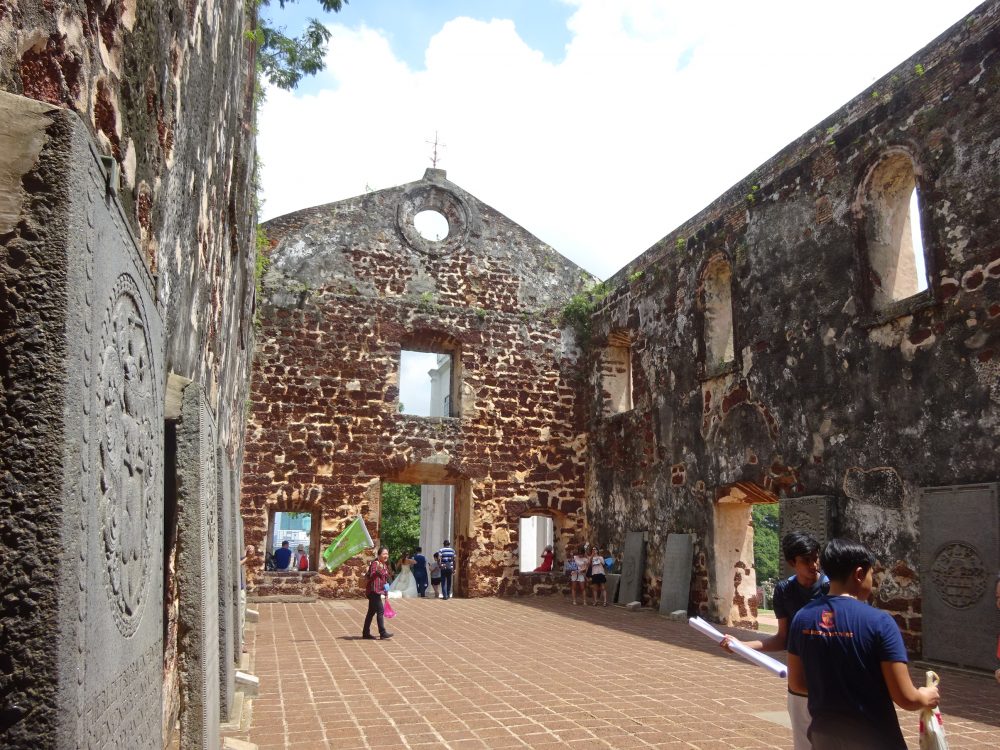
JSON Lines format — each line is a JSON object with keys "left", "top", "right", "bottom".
{"left": 560, "top": 281, "right": 611, "bottom": 345}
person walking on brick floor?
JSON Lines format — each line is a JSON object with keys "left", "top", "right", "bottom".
{"left": 787, "top": 538, "right": 939, "bottom": 749}
{"left": 721, "top": 531, "right": 829, "bottom": 750}
{"left": 429, "top": 552, "right": 442, "bottom": 598}
{"left": 438, "top": 540, "right": 456, "bottom": 599}
{"left": 411, "top": 547, "right": 429, "bottom": 597}
{"left": 362, "top": 546, "right": 393, "bottom": 640}
{"left": 586, "top": 545, "right": 608, "bottom": 606}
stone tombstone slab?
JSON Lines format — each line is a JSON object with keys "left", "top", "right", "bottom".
{"left": 658, "top": 534, "right": 694, "bottom": 615}
{"left": 619, "top": 532, "right": 647, "bottom": 605}
{"left": 919, "top": 484, "right": 998, "bottom": 671}
{"left": 216, "top": 449, "right": 236, "bottom": 720}
{"left": 778, "top": 496, "right": 831, "bottom": 578}
{"left": 605, "top": 573, "right": 621, "bottom": 604}
{"left": 177, "top": 384, "right": 221, "bottom": 750}
{"left": 234, "top": 512, "right": 245, "bottom": 660}
{"left": 229, "top": 463, "right": 245, "bottom": 663}
{"left": 0, "top": 95, "right": 165, "bottom": 748}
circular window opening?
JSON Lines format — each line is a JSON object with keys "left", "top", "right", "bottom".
{"left": 413, "top": 210, "right": 449, "bottom": 242}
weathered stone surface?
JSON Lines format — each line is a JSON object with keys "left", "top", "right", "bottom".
{"left": 605, "top": 573, "right": 622, "bottom": 604}
{"left": 778, "top": 496, "right": 831, "bottom": 577}
{"left": 584, "top": 3, "right": 1000, "bottom": 646}
{"left": 217, "top": 450, "right": 236, "bottom": 721}
{"left": 919, "top": 483, "right": 998, "bottom": 670}
{"left": 619, "top": 532, "right": 647, "bottom": 605}
{"left": 176, "top": 383, "right": 221, "bottom": 750}
{"left": 658, "top": 534, "right": 694, "bottom": 615}
{"left": 2, "top": 2, "right": 257, "bottom": 745}
{"left": 243, "top": 169, "right": 596, "bottom": 598}
{"left": 0, "top": 93, "right": 164, "bottom": 748}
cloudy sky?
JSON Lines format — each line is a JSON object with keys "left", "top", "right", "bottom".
{"left": 257, "top": 0, "right": 982, "bottom": 280}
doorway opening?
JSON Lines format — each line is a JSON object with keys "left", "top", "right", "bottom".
{"left": 711, "top": 482, "right": 778, "bottom": 626}
{"left": 379, "top": 465, "right": 470, "bottom": 596}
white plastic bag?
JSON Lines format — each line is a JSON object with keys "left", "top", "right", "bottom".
{"left": 918, "top": 671, "right": 949, "bottom": 750}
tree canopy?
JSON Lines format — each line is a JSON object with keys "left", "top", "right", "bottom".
{"left": 752, "top": 504, "right": 780, "bottom": 584}
{"left": 380, "top": 483, "right": 421, "bottom": 559}
{"left": 254, "top": 0, "right": 349, "bottom": 90}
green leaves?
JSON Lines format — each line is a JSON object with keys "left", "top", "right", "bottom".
{"left": 253, "top": 1, "right": 349, "bottom": 91}
{"left": 752, "top": 504, "right": 780, "bottom": 584}
{"left": 380, "top": 483, "right": 421, "bottom": 556}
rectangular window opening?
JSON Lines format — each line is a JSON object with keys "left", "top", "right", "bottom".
{"left": 399, "top": 350, "right": 455, "bottom": 417}
{"left": 518, "top": 516, "right": 555, "bottom": 573}
{"left": 267, "top": 510, "right": 316, "bottom": 572}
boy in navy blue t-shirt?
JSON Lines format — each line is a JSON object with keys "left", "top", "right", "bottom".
{"left": 722, "top": 532, "right": 828, "bottom": 750}
{"left": 787, "top": 538, "right": 939, "bottom": 749}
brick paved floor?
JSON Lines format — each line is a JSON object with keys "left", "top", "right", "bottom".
{"left": 225, "top": 597, "right": 1000, "bottom": 749}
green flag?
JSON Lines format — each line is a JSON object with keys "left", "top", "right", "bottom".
{"left": 322, "top": 516, "right": 374, "bottom": 572}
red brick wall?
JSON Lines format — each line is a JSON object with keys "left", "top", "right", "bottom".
{"left": 242, "top": 172, "right": 594, "bottom": 598}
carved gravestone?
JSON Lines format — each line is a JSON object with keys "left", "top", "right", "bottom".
{"left": 919, "top": 484, "right": 998, "bottom": 671}
{"left": 658, "top": 534, "right": 694, "bottom": 615}
{"left": 216, "top": 449, "right": 236, "bottom": 720}
{"left": 234, "top": 512, "right": 245, "bottom": 661}
{"left": 176, "top": 383, "right": 221, "bottom": 749}
{"left": 0, "top": 94, "right": 164, "bottom": 748}
{"left": 228, "top": 462, "right": 244, "bottom": 665}
{"left": 619, "top": 532, "right": 647, "bottom": 604}
{"left": 605, "top": 573, "right": 621, "bottom": 604}
{"left": 778, "top": 496, "right": 831, "bottom": 577}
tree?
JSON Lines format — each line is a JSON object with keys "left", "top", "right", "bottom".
{"left": 380, "top": 483, "right": 421, "bottom": 559}
{"left": 752, "top": 504, "right": 780, "bottom": 586}
{"left": 253, "top": 1, "right": 349, "bottom": 90}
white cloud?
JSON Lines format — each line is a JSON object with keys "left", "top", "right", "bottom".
{"left": 258, "top": 0, "right": 983, "bottom": 279}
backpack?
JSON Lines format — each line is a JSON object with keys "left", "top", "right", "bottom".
{"left": 298, "top": 553, "right": 309, "bottom": 571}
{"left": 439, "top": 550, "right": 455, "bottom": 571}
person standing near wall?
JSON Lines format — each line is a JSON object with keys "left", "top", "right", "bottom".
{"left": 720, "top": 532, "right": 828, "bottom": 750}
{"left": 787, "top": 538, "right": 938, "bottom": 748}
{"left": 438, "top": 541, "right": 456, "bottom": 600}
{"left": 412, "top": 547, "right": 430, "bottom": 597}
{"left": 273, "top": 540, "right": 293, "bottom": 571}
{"left": 586, "top": 545, "right": 608, "bottom": 606}
{"left": 429, "top": 552, "right": 442, "bottom": 598}
{"left": 362, "top": 546, "right": 393, "bottom": 640}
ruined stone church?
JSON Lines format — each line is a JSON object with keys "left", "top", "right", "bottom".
{"left": 1, "top": 0, "right": 998, "bottom": 747}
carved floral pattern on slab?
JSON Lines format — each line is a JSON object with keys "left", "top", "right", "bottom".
{"left": 99, "top": 274, "right": 157, "bottom": 637}
{"left": 930, "top": 542, "right": 987, "bottom": 610}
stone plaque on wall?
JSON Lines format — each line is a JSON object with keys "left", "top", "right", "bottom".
{"left": 658, "top": 534, "right": 694, "bottom": 614}
{"left": 177, "top": 384, "right": 221, "bottom": 750}
{"left": 217, "top": 449, "right": 236, "bottom": 721}
{"left": 605, "top": 573, "right": 621, "bottom": 604}
{"left": 0, "top": 96, "right": 165, "bottom": 747}
{"left": 619, "top": 532, "right": 647, "bottom": 604}
{"left": 919, "top": 484, "right": 998, "bottom": 671}
{"left": 779, "top": 496, "right": 831, "bottom": 577}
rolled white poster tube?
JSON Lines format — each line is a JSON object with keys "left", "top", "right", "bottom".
{"left": 688, "top": 616, "right": 788, "bottom": 678}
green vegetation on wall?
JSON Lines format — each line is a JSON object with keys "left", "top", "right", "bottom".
{"left": 560, "top": 281, "right": 611, "bottom": 345}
